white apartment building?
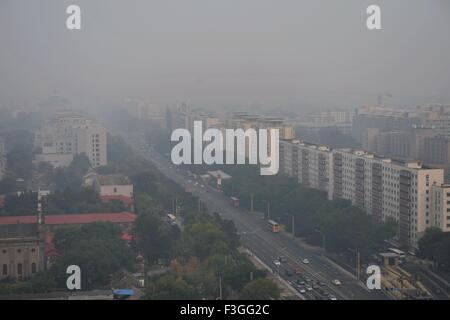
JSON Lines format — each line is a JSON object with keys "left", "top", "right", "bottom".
{"left": 332, "top": 150, "right": 443, "bottom": 248}
{"left": 34, "top": 111, "right": 107, "bottom": 168}
{"left": 280, "top": 140, "right": 334, "bottom": 198}
{"left": 280, "top": 139, "right": 446, "bottom": 249}
{"left": 430, "top": 184, "right": 450, "bottom": 232}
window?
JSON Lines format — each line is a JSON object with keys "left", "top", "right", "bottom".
{"left": 17, "top": 263, "right": 22, "bottom": 275}
{"left": 114, "top": 188, "right": 117, "bottom": 193}
{"left": 31, "top": 263, "right": 37, "bottom": 274}
{"left": 2, "top": 249, "right": 6, "bottom": 254}
{"left": 2, "top": 264, "right": 7, "bottom": 276}
{"left": 31, "top": 248, "right": 36, "bottom": 253}
{"left": 17, "top": 249, "right": 21, "bottom": 253}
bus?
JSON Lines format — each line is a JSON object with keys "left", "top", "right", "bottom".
{"left": 267, "top": 220, "right": 281, "bottom": 233}
{"left": 167, "top": 214, "right": 177, "bottom": 226}
{"left": 388, "top": 248, "right": 406, "bottom": 260}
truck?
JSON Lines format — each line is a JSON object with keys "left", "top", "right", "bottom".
{"left": 230, "top": 196, "right": 240, "bottom": 208}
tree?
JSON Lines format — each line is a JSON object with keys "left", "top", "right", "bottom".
{"left": 54, "top": 153, "right": 91, "bottom": 192}
{"left": 4, "top": 130, "right": 35, "bottom": 180}
{"left": 134, "top": 211, "right": 176, "bottom": 263}
{"left": 239, "top": 278, "right": 280, "bottom": 300}
{"left": 145, "top": 274, "right": 198, "bottom": 300}
{"left": 51, "top": 222, "right": 134, "bottom": 289}
{"left": 2, "top": 191, "right": 37, "bottom": 216}
{"left": 418, "top": 227, "right": 444, "bottom": 261}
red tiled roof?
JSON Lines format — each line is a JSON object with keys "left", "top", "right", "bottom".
{"left": 0, "top": 215, "right": 38, "bottom": 225}
{"left": 0, "top": 212, "right": 136, "bottom": 226}
{"left": 100, "top": 195, "right": 134, "bottom": 205}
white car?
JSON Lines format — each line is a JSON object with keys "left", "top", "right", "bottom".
{"left": 332, "top": 279, "right": 341, "bottom": 286}
{"left": 302, "top": 258, "right": 310, "bottom": 264}
{"left": 273, "top": 260, "right": 281, "bottom": 267}
{"left": 329, "top": 295, "right": 337, "bottom": 300}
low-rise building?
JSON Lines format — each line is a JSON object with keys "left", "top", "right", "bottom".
{"left": 0, "top": 212, "right": 136, "bottom": 281}
{"left": 93, "top": 174, "right": 134, "bottom": 198}
{"left": 0, "top": 224, "right": 45, "bottom": 281}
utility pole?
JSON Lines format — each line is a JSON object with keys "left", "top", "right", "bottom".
{"left": 219, "top": 276, "right": 223, "bottom": 300}
{"left": 250, "top": 193, "right": 254, "bottom": 212}
{"left": 356, "top": 250, "right": 361, "bottom": 281}
{"left": 291, "top": 215, "right": 295, "bottom": 237}
{"left": 322, "top": 233, "right": 326, "bottom": 252}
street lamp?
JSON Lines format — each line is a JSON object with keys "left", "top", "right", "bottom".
{"left": 314, "top": 229, "right": 326, "bottom": 254}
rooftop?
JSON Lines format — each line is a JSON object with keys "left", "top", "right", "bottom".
{"left": 0, "top": 212, "right": 137, "bottom": 226}
{"left": 96, "top": 174, "right": 131, "bottom": 186}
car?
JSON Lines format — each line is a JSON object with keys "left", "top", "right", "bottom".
{"left": 329, "top": 295, "right": 337, "bottom": 300}
{"left": 273, "top": 260, "right": 281, "bottom": 267}
{"left": 304, "top": 276, "right": 312, "bottom": 283}
{"left": 312, "top": 283, "right": 319, "bottom": 290}
{"left": 318, "top": 281, "right": 326, "bottom": 286}
{"left": 279, "top": 256, "right": 287, "bottom": 263}
{"left": 302, "top": 258, "right": 309, "bottom": 264}
{"left": 284, "top": 269, "right": 294, "bottom": 277}
{"left": 322, "top": 290, "right": 330, "bottom": 297}
{"left": 297, "top": 286, "right": 306, "bottom": 294}
{"left": 296, "top": 279, "right": 306, "bottom": 286}
{"left": 332, "top": 279, "right": 341, "bottom": 286}
{"left": 294, "top": 268, "right": 302, "bottom": 275}
{"left": 305, "top": 285, "right": 313, "bottom": 291}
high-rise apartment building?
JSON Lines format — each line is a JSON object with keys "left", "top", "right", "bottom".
{"left": 430, "top": 184, "right": 450, "bottom": 233}
{"left": 280, "top": 140, "right": 333, "bottom": 196}
{"left": 280, "top": 139, "right": 446, "bottom": 249}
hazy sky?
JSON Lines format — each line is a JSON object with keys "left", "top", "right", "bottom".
{"left": 1, "top": 0, "right": 450, "bottom": 111}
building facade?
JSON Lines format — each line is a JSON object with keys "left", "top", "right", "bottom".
{"left": 280, "top": 139, "right": 446, "bottom": 249}
{"left": 0, "top": 212, "right": 136, "bottom": 281}
{"left": 0, "top": 224, "right": 45, "bottom": 281}
{"left": 430, "top": 184, "right": 450, "bottom": 233}
{"left": 34, "top": 111, "right": 107, "bottom": 168}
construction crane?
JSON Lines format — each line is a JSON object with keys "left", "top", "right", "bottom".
{"left": 377, "top": 93, "right": 393, "bottom": 107}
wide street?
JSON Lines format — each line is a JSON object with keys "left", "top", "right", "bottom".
{"left": 130, "top": 133, "right": 388, "bottom": 300}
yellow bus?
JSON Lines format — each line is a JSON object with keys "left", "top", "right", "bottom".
{"left": 267, "top": 220, "right": 281, "bottom": 233}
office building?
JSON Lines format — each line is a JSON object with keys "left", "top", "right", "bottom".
{"left": 34, "top": 111, "right": 107, "bottom": 168}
